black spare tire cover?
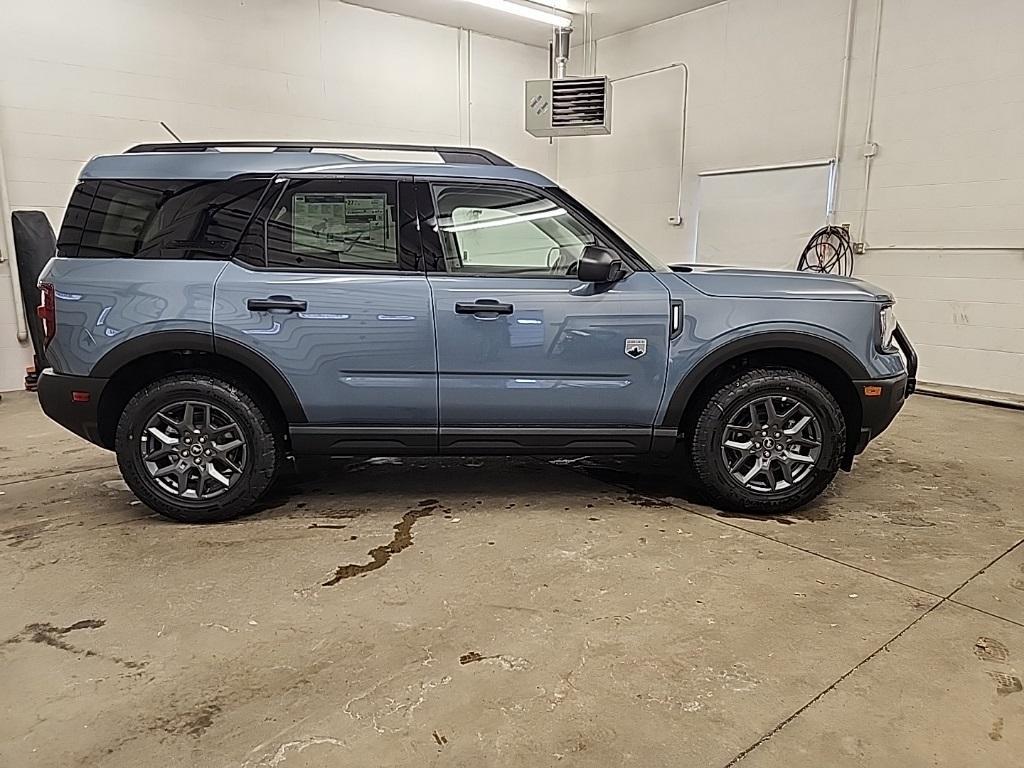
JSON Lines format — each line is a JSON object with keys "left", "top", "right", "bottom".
{"left": 11, "top": 210, "right": 56, "bottom": 365}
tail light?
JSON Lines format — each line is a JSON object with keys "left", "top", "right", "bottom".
{"left": 37, "top": 282, "right": 56, "bottom": 346}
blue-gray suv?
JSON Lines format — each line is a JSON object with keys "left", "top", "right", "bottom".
{"left": 33, "top": 142, "right": 916, "bottom": 522}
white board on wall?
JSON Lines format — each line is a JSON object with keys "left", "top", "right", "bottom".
{"left": 694, "top": 162, "right": 833, "bottom": 270}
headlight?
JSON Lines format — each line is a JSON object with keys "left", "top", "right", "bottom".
{"left": 880, "top": 305, "right": 897, "bottom": 351}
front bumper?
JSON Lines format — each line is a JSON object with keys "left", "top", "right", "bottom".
{"left": 850, "top": 323, "right": 918, "bottom": 458}
{"left": 36, "top": 368, "right": 108, "bottom": 447}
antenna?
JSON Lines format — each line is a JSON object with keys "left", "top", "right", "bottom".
{"left": 159, "top": 121, "right": 182, "bottom": 142}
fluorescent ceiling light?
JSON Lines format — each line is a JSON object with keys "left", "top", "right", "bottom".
{"left": 442, "top": 206, "right": 568, "bottom": 232}
{"left": 464, "top": 0, "right": 572, "bottom": 27}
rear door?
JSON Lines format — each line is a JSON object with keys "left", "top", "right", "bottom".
{"left": 213, "top": 175, "right": 437, "bottom": 453}
{"left": 420, "top": 181, "right": 671, "bottom": 454}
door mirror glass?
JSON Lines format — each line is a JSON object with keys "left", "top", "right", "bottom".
{"left": 577, "top": 245, "right": 625, "bottom": 283}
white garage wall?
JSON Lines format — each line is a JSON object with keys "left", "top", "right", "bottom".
{"left": 0, "top": 0, "right": 554, "bottom": 391}
{"left": 695, "top": 164, "right": 834, "bottom": 269}
{"left": 559, "top": 0, "right": 1024, "bottom": 396}
{"left": 3, "top": 0, "right": 1021, "bottom": 397}
{"left": 559, "top": 0, "right": 848, "bottom": 262}
{"left": 835, "top": 0, "right": 1024, "bottom": 396}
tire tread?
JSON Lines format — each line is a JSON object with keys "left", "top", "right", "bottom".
{"left": 689, "top": 367, "right": 845, "bottom": 515}
{"left": 115, "top": 373, "right": 284, "bottom": 523}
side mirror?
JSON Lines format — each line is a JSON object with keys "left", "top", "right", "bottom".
{"left": 577, "top": 245, "right": 626, "bottom": 283}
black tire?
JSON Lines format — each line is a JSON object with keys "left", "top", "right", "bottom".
{"left": 689, "top": 367, "right": 846, "bottom": 515}
{"left": 115, "top": 373, "right": 285, "bottom": 523}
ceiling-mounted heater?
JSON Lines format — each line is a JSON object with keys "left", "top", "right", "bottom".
{"left": 525, "top": 26, "right": 611, "bottom": 138}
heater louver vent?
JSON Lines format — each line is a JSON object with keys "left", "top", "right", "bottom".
{"left": 525, "top": 77, "right": 612, "bottom": 138}
{"left": 551, "top": 77, "right": 607, "bottom": 127}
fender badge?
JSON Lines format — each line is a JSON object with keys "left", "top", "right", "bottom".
{"left": 625, "top": 338, "right": 647, "bottom": 359}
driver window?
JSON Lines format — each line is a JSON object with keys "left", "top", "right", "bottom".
{"left": 432, "top": 184, "right": 597, "bottom": 276}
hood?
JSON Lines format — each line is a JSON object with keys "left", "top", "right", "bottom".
{"left": 669, "top": 264, "right": 892, "bottom": 302}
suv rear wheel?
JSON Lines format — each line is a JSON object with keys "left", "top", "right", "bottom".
{"left": 689, "top": 367, "right": 846, "bottom": 515}
{"left": 115, "top": 373, "right": 284, "bottom": 523}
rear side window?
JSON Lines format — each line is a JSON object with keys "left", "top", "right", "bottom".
{"left": 262, "top": 178, "right": 400, "bottom": 270}
{"left": 72, "top": 178, "right": 269, "bottom": 260}
{"left": 56, "top": 181, "right": 98, "bottom": 258}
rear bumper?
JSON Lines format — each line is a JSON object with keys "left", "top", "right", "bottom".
{"left": 849, "top": 323, "right": 918, "bottom": 458}
{"left": 36, "top": 368, "right": 108, "bottom": 447}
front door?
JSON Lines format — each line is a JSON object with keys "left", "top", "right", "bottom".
{"left": 213, "top": 176, "right": 437, "bottom": 454}
{"left": 420, "top": 181, "right": 671, "bottom": 454}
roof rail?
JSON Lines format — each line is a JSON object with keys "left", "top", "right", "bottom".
{"left": 124, "top": 141, "right": 513, "bottom": 167}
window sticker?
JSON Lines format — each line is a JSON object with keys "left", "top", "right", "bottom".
{"left": 292, "top": 193, "right": 387, "bottom": 255}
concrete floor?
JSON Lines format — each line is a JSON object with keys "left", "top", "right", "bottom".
{"left": 1, "top": 391, "right": 1022, "bottom": 767}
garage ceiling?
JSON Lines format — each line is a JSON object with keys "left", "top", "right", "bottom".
{"left": 343, "top": 0, "right": 723, "bottom": 46}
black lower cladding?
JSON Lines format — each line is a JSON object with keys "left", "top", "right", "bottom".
{"left": 288, "top": 425, "right": 663, "bottom": 456}
{"left": 289, "top": 426, "right": 437, "bottom": 456}
{"left": 851, "top": 372, "right": 909, "bottom": 455}
{"left": 36, "top": 368, "right": 108, "bottom": 445}
{"left": 439, "top": 427, "right": 653, "bottom": 455}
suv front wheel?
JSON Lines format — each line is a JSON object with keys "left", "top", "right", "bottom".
{"left": 115, "top": 373, "right": 284, "bottom": 523}
{"left": 689, "top": 367, "right": 846, "bottom": 515}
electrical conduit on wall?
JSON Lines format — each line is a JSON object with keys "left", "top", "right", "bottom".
{"left": 0, "top": 136, "right": 30, "bottom": 343}
{"left": 854, "top": 0, "right": 1022, "bottom": 256}
{"left": 609, "top": 63, "right": 689, "bottom": 232}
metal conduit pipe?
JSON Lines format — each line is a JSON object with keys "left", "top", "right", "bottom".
{"left": 852, "top": 1, "right": 1023, "bottom": 255}
{"left": 862, "top": 245, "right": 1024, "bottom": 252}
{"left": 857, "top": 0, "right": 884, "bottom": 247}
{"left": 827, "top": 0, "right": 857, "bottom": 223}
{"left": 611, "top": 63, "right": 689, "bottom": 228}
{"left": 553, "top": 26, "right": 572, "bottom": 79}
{"left": 0, "top": 137, "right": 29, "bottom": 342}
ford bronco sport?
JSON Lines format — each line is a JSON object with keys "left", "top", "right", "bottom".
{"left": 32, "top": 142, "right": 916, "bottom": 522}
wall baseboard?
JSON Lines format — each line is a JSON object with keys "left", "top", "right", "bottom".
{"left": 917, "top": 383, "right": 1024, "bottom": 412}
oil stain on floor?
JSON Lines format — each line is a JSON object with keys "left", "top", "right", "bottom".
{"left": 321, "top": 499, "right": 441, "bottom": 586}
